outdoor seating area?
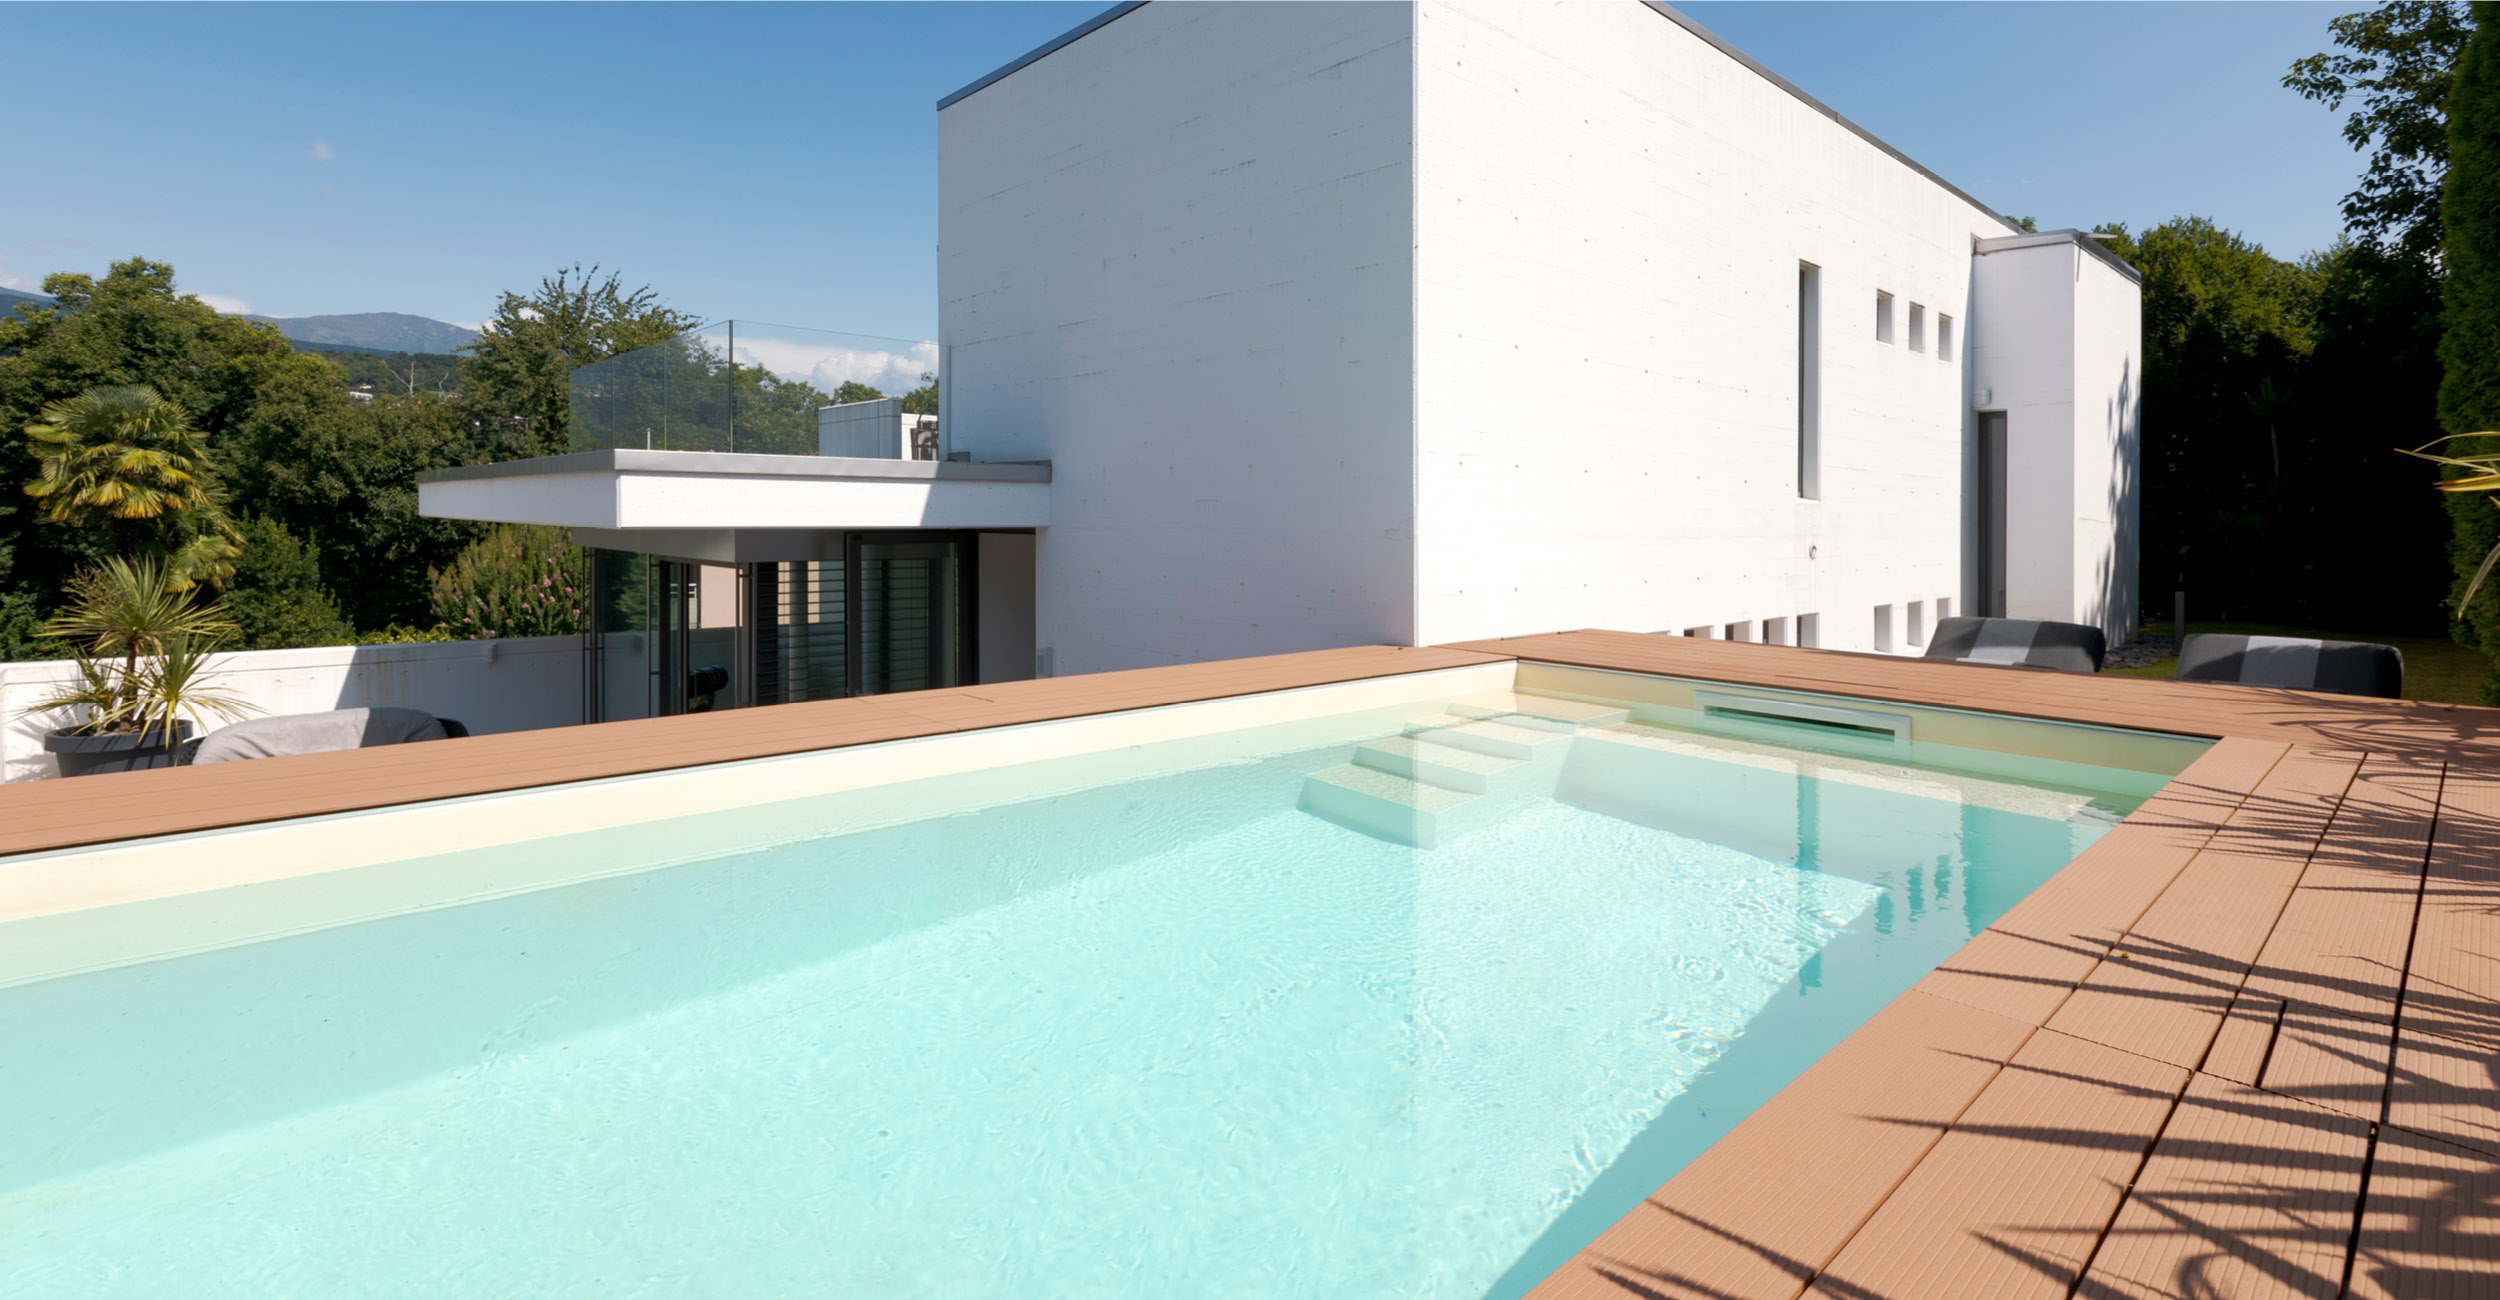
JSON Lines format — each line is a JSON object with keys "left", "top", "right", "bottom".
{"left": 1922, "top": 616, "right": 2109, "bottom": 673}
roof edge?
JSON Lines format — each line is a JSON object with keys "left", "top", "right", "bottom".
{"left": 1640, "top": 3, "right": 2019, "bottom": 236}
{"left": 1975, "top": 229, "right": 2145, "bottom": 284}
{"left": 938, "top": 2, "right": 1148, "bottom": 111}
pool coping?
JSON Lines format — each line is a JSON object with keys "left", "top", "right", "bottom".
{"left": 7, "top": 629, "right": 2500, "bottom": 1294}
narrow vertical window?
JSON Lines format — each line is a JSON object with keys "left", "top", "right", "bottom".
{"left": 1875, "top": 290, "right": 1895, "bottom": 344}
{"left": 1937, "top": 313, "right": 1955, "bottom": 361}
{"left": 1799, "top": 262, "right": 1821, "bottom": 500}
{"left": 1798, "top": 612, "right": 1821, "bottom": 648}
{"left": 1908, "top": 303, "right": 1926, "bottom": 353}
{"left": 1873, "top": 603, "right": 1895, "bottom": 653}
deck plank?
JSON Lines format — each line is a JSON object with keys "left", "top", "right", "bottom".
{"left": 2237, "top": 757, "right": 2443, "bottom": 1121}
{"left": 2078, "top": 1073, "right": 2371, "bottom": 1300}
{"left": 1804, "top": 1029, "right": 2188, "bottom": 1299}
{"left": 2042, "top": 749, "right": 2360, "bottom": 1069}
{"left": 2346, "top": 1126, "right": 2500, "bottom": 1299}
{"left": 1521, "top": 991, "right": 2034, "bottom": 1300}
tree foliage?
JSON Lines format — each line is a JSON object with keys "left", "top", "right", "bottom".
{"left": 428, "top": 523, "right": 586, "bottom": 639}
{"left": 462, "top": 264, "right": 699, "bottom": 458}
{"left": 222, "top": 515, "right": 354, "bottom": 650}
{"left": 23, "top": 384, "right": 242, "bottom": 587}
{"left": 2438, "top": 2, "right": 2500, "bottom": 696}
{"left": 2098, "top": 219, "right": 2449, "bottom": 629}
{"left": 2288, "top": 0, "right": 2470, "bottom": 255}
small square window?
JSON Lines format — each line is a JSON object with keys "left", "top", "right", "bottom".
{"left": 1937, "top": 313, "right": 1956, "bottom": 361}
{"left": 1765, "top": 616, "right": 1791, "bottom": 646}
{"left": 1875, "top": 291, "right": 1895, "bottom": 344}
{"left": 1684, "top": 625, "right": 1715, "bottom": 639}
{"left": 1726, "top": 620, "right": 1756, "bottom": 643}
{"left": 1908, "top": 303, "right": 1926, "bottom": 353}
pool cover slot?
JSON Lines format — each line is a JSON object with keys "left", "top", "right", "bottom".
{"left": 1692, "top": 690, "right": 1911, "bottom": 749}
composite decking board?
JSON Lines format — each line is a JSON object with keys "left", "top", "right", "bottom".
{"left": 2237, "top": 756, "right": 2444, "bottom": 1121}
{"left": 2398, "top": 760, "right": 2500, "bottom": 1053}
{"left": 1802, "top": 1029, "right": 2189, "bottom": 1299}
{"left": 1519, "top": 990, "right": 2036, "bottom": 1300}
{"left": 1453, "top": 633, "right": 2500, "bottom": 756}
{"left": 2078, "top": 1073, "right": 2373, "bottom": 1300}
{"left": 2346, "top": 1124, "right": 2500, "bottom": 1298}
{"left": 2387, "top": 1031, "right": 2500, "bottom": 1159}
{"left": 0, "top": 645, "right": 1507, "bottom": 857}
{"left": 2042, "top": 749, "right": 2362, "bottom": 1070}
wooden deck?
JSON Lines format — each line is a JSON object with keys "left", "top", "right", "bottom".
{"left": 1448, "top": 633, "right": 2500, "bottom": 1300}
{"left": 6, "top": 629, "right": 2498, "bottom": 1296}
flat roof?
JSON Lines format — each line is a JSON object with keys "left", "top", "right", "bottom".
{"left": 938, "top": 1, "right": 2020, "bottom": 236}
{"left": 416, "top": 448, "right": 1051, "bottom": 487}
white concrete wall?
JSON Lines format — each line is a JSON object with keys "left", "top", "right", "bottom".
{"left": 938, "top": 1, "right": 1419, "bottom": 675}
{"left": 2074, "top": 249, "right": 2143, "bottom": 642}
{"left": 1, "top": 637, "right": 582, "bottom": 782}
{"left": 1972, "top": 240, "right": 2081, "bottom": 624}
{"left": 1410, "top": 1, "right": 2000, "bottom": 652}
{"left": 1970, "top": 235, "right": 2141, "bottom": 642}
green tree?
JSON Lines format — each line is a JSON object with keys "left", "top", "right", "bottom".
{"left": 429, "top": 524, "right": 586, "bottom": 638}
{"left": 222, "top": 515, "right": 353, "bottom": 649}
{"left": 2289, "top": 0, "right": 2470, "bottom": 256}
{"left": 462, "top": 265, "right": 698, "bottom": 458}
{"left": 22, "top": 384, "right": 243, "bottom": 586}
{"left": 2096, "top": 218, "right": 2323, "bottom": 620}
{"left": 829, "top": 381, "right": 883, "bottom": 405}
{"left": 900, "top": 373, "right": 938, "bottom": 416}
{"left": 2439, "top": 1, "right": 2500, "bottom": 696}
{"left": 0, "top": 258, "right": 345, "bottom": 603}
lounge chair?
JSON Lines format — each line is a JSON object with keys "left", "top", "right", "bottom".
{"left": 1922, "top": 616, "right": 2107, "bottom": 674}
{"left": 179, "top": 707, "right": 469, "bottom": 765}
{"left": 2174, "top": 633, "right": 2403, "bottom": 700}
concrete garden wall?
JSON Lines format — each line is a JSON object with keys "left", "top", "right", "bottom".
{"left": 0, "top": 636, "right": 583, "bottom": 783}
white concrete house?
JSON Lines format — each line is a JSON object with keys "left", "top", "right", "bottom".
{"left": 421, "top": 0, "right": 2139, "bottom": 720}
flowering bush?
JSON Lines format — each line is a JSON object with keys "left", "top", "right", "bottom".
{"left": 428, "top": 525, "right": 586, "bottom": 638}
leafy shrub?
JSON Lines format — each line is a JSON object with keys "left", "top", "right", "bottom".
{"left": 428, "top": 524, "right": 586, "bottom": 638}
{"left": 224, "top": 516, "right": 354, "bottom": 650}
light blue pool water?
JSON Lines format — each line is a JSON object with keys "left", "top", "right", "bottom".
{"left": 0, "top": 700, "right": 2193, "bottom": 1298}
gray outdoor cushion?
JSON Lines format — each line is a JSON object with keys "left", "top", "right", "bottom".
{"left": 1922, "top": 616, "right": 2108, "bottom": 674}
{"left": 2174, "top": 634, "right": 2403, "bottom": 699}
{"left": 188, "top": 707, "right": 453, "bottom": 765}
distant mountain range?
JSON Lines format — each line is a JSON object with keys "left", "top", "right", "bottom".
{"left": 0, "top": 285, "right": 477, "bottom": 356}
{"left": 243, "top": 312, "right": 479, "bottom": 354}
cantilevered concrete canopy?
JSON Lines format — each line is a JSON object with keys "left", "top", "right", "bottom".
{"left": 415, "top": 449, "right": 1051, "bottom": 532}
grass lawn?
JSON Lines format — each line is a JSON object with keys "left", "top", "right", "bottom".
{"left": 2104, "top": 621, "right": 2493, "bottom": 705}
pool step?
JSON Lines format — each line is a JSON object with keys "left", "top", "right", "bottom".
{"left": 1446, "top": 692, "right": 1633, "bottom": 732}
{"left": 1301, "top": 692, "right": 1627, "bottom": 848}
{"left": 1407, "top": 716, "right": 1577, "bottom": 762}
{"left": 1298, "top": 764, "right": 1489, "bottom": 849}
{"left": 1348, "top": 734, "right": 1529, "bottom": 794}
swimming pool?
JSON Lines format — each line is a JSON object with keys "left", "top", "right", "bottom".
{"left": 0, "top": 663, "right": 2206, "bottom": 1298}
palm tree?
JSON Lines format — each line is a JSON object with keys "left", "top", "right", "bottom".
{"left": 22, "top": 384, "right": 242, "bottom": 588}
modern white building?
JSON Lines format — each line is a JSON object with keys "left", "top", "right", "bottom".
{"left": 421, "top": 0, "right": 2140, "bottom": 720}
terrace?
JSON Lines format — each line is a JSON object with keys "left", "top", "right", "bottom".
{"left": 1, "top": 634, "right": 2490, "bottom": 1296}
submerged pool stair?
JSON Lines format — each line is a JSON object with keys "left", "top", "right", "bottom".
{"left": 1297, "top": 693, "right": 1630, "bottom": 847}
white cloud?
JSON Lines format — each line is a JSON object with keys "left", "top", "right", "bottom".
{"left": 193, "top": 292, "right": 251, "bottom": 315}
{"left": 306, "top": 140, "right": 335, "bottom": 162}
{"left": 0, "top": 269, "right": 34, "bottom": 292}
{"left": 447, "top": 321, "right": 483, "bottom": 333}
{"left": 728, "top": 334, "right": 940, "bottom": 396}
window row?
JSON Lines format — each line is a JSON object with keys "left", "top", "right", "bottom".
{"left": 1682, "top": 614, "right": 1821, "bottom": 649}
{"left": 1875, "top": 290, "right": 1953, "bottom": 360}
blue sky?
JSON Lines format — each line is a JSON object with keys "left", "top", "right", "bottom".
{"left": 4, "top": 2, "right": 2370, "bottom": 340}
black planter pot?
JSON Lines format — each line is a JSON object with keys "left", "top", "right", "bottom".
{"left": 44, "top": 722, "right": 196, "bottom": 778}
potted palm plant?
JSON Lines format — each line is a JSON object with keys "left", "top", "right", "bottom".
{"left": 32, "top": 556, "right": 254, "bottom": 776}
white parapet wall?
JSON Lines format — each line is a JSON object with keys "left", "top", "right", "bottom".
{"left": 0, "top": 636, "right": 584, "bottom": 783}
